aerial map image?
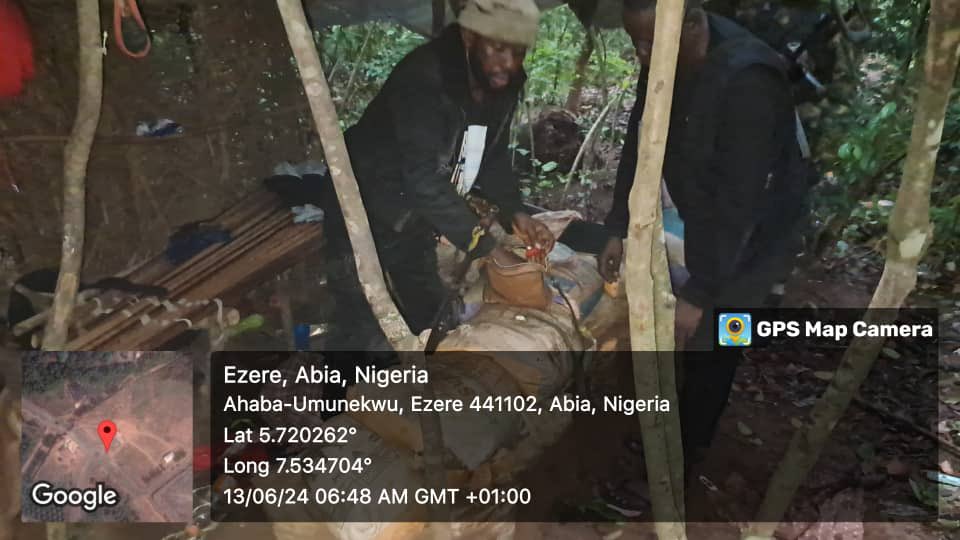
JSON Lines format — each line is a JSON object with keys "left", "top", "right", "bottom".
{"left": 20, "top": 351, "right": 193, "bottom": 523}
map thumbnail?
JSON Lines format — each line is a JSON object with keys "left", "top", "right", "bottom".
{"left": 21, "top": 351, "right": 193, "bottom": 522}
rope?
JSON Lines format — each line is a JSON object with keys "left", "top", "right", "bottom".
{"left": 113, "top": 0, "right": 151, "bottom": 59}
{"left": 550, "top": 277, "right": 594, "bottom": 395}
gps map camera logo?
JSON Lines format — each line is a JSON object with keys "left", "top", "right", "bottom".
{"left": 718, "top": 313, "right": 752, "bottom": 347}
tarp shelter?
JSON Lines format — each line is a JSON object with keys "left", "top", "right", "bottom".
{"left": 303, "top": 0, "right": 626, "bottom": 33}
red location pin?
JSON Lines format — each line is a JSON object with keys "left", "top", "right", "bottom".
{"left": 98, "top": 420, "right": 117, "bottom": 453}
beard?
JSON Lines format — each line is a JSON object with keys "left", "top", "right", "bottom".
{"left": 467, "top": 48, "right": 511, "bottom": 92}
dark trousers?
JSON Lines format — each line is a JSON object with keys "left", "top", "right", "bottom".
{"left": 675, "top": 256, "right": 794, "bottom": 465}
{"left": 677, "top": 321, "right": 745, "bottom": 464}
{"left": 319, "top": 187, "right": 449, "bottom": 354}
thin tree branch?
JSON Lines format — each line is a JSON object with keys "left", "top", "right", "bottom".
{"left": 342, "top": 27, "right": 374, "bottom": 110}
{"left": 744, "top": 0, "right": 960, "bottom": 536}
{"left": 275, "top": 0, "right": 419, "bottom": 352}
{"left": 41, "top": 0, "right": 104, "bottom": 350}
{"left": 564, "top": 89, "right": 621, "bottom": 191}
{"left": 623, "top": 1, "right": 688, "bottom": 537}
{"left": 273, "top": 2, "right": 449, "bottom": 530}
{"left": 565, "top": 28, "right": 596, "bottom": 112}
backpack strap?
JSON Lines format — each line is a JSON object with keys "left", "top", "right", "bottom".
{"left": 795, "top": 109, "right": 812, "bottom": 160}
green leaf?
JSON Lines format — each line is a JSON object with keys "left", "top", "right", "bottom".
{"left": 541, "top": 161, "right": 559, "bottom": 173}
{"left": 838, "top": 142, "right": 853, "bottom": 160}
{"left": 515, "top": 148, "right": 530, "bottom": 156}
{"left": 879, "top": 102, "right": 898, "bottom": 119}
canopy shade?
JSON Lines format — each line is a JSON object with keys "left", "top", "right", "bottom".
{"left": 302, "top": 0, "right": 628, "bottom": 34}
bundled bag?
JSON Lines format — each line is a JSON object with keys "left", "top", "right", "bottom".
{"left": 482, "top": 249, "right": 552, "bottom": 310}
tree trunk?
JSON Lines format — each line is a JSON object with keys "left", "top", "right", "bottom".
{"left": 275, "top": 0, "right": 421, "bottom": 352}
{"left": 564, "top": 29, "right": 595, "bottom": 113}
{"left": 274, "top": 1, "right": 449, "bottom": 531}
{"left": 623, "top": 1, "right": 687, "bottom": 537}
{"left": 41, "top": 0, "right": 103, "bottom": 351}
{"left": 744, "top": 1, "right": 960, "bottom": 537}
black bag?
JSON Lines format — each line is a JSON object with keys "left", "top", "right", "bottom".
{"left": 729, "top": 1, "right": 869, "bottom": 105}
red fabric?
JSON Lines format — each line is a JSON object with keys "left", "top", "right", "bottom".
{"left": 0, "top": 0, "right": 35, "bottom": 98}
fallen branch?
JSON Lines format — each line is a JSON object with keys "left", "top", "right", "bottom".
{"left": 41, "top": 0, "right": 104, "bottom": 350}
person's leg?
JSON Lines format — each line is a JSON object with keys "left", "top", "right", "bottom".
{"left": 677, "top": 268, "right": 779, "bottom": 466}
{"left": 320, "top": 190, "right": 387, "bottom": 353}
{"left": 324, "top": 212, "right": 449, "bottom": 349}
{"left": 375, "top": 222, "right": 450, "bottom": 336}
{"left": 678, "top": 316, "right": 743, "bottom": 467}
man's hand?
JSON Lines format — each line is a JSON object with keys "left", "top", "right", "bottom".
{"left": 598, "top": 236, "right": 623, "bottom": 283}
{"left": 511, "top": 212, "right": 555, "bottom": 254}
{"left": 489, "top": 245, "right": 524, "bottom": 266}
{"left": 675, "top": 297, "right": 703, "bottom": 350}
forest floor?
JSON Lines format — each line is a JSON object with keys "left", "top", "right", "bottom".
{"left": 518, "top": 139, "right": 960, "bottom": 539}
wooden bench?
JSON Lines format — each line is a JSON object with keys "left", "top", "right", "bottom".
{"left": 17, "top": 189, "right": 323, "bottom": 351}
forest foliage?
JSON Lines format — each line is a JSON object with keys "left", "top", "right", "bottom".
{"left": 314, "top": 1, "right": 958, "bottom": 271}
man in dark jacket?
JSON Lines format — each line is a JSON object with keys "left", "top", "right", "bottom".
{"left": 316, "top": 0, "right": 553, "bottom": 352}
{"left": 599, "top": 0, "right": 811, "bottom": 466}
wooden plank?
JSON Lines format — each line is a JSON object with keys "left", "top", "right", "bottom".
{"left": 70, "top": 205, "right": 291, "bottom": 348}
{"left": 84, "top": 222, "right": 322, "bottom": 351}
{"left": 39, "top": 188, "right": 324, "bottom": 351}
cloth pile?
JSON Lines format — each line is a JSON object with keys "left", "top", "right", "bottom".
{"left": 0, "top": 0, "right": 34, "bottom": 98}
